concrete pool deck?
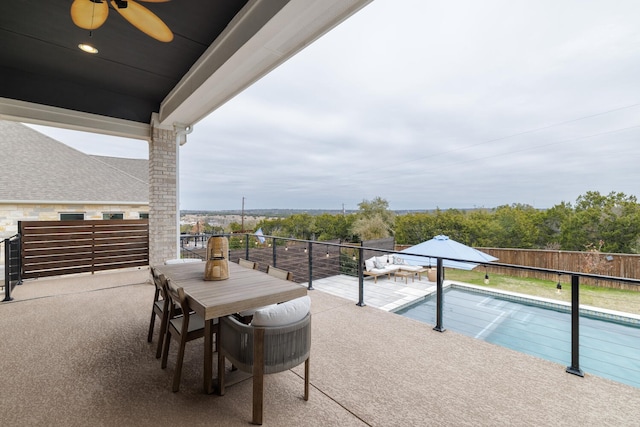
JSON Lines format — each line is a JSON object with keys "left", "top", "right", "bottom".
{"left": 304, "top": 273, "right": 437, "bottom": 311}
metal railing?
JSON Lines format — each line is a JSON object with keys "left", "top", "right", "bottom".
{"left": 3, "top": 234, "right": 22, "bottom": 302}
{"left": 182, "top": 232, "right": 640, "bottom": 383}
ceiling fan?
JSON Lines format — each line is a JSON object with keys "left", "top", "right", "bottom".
{"left": 71, "top": 0, "right": 174, "bottom": 43}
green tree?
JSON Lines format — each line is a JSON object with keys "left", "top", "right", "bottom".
{"left": 350, "top": 197, "right": 394, "bottom": 241}
{"left": 351, "top": 215, "right": 391, "bottom": 241}
{"left": 560, "top": 191, "right": 640, "bottom": 252}
{"left": 282, "top": 213, "right": 315, "bottom": 240}
{"left": 538, "top": 201, "right": 573, "bottom": 248}
{"left": 465, "top": 209, "right": 495, "bottom": 247}
{"left": 431, "top": 209, "right": 470, "bottom": 243}
{"left": 489, "top": 204, "right": 541, "bottom": 248}
{"left": 395, "top": 212, "right": 434, "bottom": 245}
{"left": 255, "top": 217, "right": 285, "bottom": 236}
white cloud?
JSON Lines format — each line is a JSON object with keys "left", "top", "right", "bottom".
{"left": 30, "top": 0, "right": 640, "bottom": 211}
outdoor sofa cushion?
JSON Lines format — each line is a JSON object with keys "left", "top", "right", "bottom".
{"left": 365, "top": 255, "right": 424, "bottom": 273}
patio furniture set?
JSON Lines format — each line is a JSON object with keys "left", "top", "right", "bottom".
{"left": 148, "top": 260, "right": 309, "bottom": 425}
{"left": 363, "top": 254, "right": 434, "bottom": 284}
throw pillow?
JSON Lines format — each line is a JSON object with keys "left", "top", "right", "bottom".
{"left": 365, "top": 258, "right": 375, "bottom": 271}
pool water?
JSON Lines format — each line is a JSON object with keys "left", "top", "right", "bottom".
{"left": 395, "top": 287, "right": 640, "bottom": 389}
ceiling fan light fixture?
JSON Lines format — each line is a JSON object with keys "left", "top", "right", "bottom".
{"left": 78, "top": 43, "right": 99, "bottom": 54}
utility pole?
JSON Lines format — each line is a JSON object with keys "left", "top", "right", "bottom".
{"left": 241, "top": 196, "right": 245, "bottom": 232}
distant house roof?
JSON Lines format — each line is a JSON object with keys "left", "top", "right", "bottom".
{"left": 0, "top": 121, "right": 148, "bottom": 204}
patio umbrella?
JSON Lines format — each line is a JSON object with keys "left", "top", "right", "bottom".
{"left": 398, "top": 235, "right": 498, "bottom": 270}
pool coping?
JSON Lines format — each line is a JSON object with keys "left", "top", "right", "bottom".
{"left": 392, "top": 280, "right": 640, "bottom": 327}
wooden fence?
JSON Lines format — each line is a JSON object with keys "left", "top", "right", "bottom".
{"left": 477, "top": 248, "right": 640, "bottom": 290}
{"left": 394, "top": 245, "right": 640, "bottom": 291}
{"left": 20, "top": 219, "right": 149, "bottom": 279}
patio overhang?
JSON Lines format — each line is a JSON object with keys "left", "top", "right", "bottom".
{"left": 0, "top": 0, "right": 373, "bottom": 140}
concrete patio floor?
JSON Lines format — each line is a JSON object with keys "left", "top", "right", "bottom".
{"left": 1, "top": 267, "right": 639, "bottom": 426}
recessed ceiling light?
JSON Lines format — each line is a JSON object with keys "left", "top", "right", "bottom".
{"left": 78, "top": 43, "right": 98, "bottom": 54}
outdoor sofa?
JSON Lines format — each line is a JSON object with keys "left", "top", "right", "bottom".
{"left": 363, "top": 254, "right": 427, "bottom": 283}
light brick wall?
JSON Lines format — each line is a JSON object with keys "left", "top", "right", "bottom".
{"left": 149, "top": 126, "right": 178, "bottom": 265}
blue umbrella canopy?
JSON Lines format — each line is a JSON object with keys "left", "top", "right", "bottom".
{"left": 398, "top": 235, "right": 498, "bottom": 270}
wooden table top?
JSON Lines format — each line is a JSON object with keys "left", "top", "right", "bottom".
{"left": 153, "top": 261, "right": 308, "bottom": 320}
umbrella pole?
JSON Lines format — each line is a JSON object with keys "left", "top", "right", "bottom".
{"left": 433, "top": 257, "right": 446, "bottom": 332}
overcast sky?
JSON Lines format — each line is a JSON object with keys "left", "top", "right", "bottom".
{"left": 28, "top": 0, "right": 640, "bottom": 211}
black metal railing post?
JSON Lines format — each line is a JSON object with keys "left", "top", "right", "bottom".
{"left": 357, "top": 243, "right": 365, "bottom": 306}
{"left": 433, "top": 257, "right": 446, "bottom": 332}
{"left": 272, "top": 237, "right": 277, "bottom": 267}
{"left": 307, "top": 240, "right": 314, "bottom": 290}
{"left": 4, "top": 234, "right": 21, "bottom": 302}
{"left": 566, "top": 274, "right": 584, "bottom": 377}
{"left": 3, "top": 237, "right": 11, "bottom": 302}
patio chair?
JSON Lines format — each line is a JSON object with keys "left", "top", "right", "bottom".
{"left": 161, "top": 279, "right": 218, "bottom": 392}
{"left": 238, "top": 258, "right": 258, "bottom": 270}
{"left": 148, "top": 269, "right": 184, "bottom": 359}
{"left": 147, "top": 267, "right": 163, "bottom": 343}
{"left": 218, "top": 297, "right": 311, "bottom": 425}
{"left": 266, "top": 265, "right": 293, "bottom": 281}
{"left": 148, "top": 269, "right": 170, "bottom": 356}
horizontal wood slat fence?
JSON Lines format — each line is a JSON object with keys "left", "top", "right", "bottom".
{"left": 19, "top": 219, "right": 149, "bottom": 279}
{"left": 478, "top": 248, "right": 639, "bottom": 291}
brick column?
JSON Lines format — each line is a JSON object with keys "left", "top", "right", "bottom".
{"left": 149, "top": 125, "right": 178, "bottom": 265}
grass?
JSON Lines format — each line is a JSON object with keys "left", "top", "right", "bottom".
{"left": 444, "top": 269, "right": 640, "bottom": 315}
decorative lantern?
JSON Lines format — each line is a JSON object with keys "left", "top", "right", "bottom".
{"left": 204, "top": 236, "right": 229, "bottom": 280}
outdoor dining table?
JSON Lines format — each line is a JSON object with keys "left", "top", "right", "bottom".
{"left": 153, "top": 261, "right": 308, "bottom": 394}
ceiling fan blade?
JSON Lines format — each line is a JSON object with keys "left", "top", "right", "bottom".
{"left": 110, "top": 0, "right": 173, "bottom": 42}
{"left": 70, "top": 0, "right": 109, "bottom": 30}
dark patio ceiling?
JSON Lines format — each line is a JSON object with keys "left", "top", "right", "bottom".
{"left": 0, "top": 0, "right": 372, "bottom": 140}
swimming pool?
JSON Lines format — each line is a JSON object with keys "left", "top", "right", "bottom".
{"left": 395, "top": 285, "right": 640, "bottom": 389}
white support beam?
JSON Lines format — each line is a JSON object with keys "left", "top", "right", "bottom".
{"left": 158, "top": 0, "right": 373, "bottom": 127}
{"left": 0, "top": 98, "right": 151, "bottom": 141}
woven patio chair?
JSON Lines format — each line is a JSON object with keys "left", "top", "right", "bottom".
{"left": 218, "top": 303, "right": 311, "bottom": 425}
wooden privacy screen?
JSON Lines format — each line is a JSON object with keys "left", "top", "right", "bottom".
{"left": 20, "top": 219, "right": 149, "bottom": 279}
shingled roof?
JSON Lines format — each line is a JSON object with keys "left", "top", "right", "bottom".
{"left": 0, "top": 121, "right": 148, "bottom": 203}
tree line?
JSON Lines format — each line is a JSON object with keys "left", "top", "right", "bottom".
{"left": 187, "top": 191, "right": 640, "bottom": 254}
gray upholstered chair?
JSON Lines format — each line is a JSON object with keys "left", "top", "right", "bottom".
{"left": 218, "top": 298, "right": 311, "bottom": 425}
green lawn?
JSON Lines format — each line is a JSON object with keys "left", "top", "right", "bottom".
{"left": 444, "top": 269, "right": 640, "bottom": 315}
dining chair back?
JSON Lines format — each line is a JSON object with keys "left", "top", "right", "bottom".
{"left": 266, "top": 265, "right": 293, "bottom": 281}
{"left": 238, "top": 258, "right": 258, "bottom": 270}
{"left": 147, "top": 268, "right": 165, "bottom": 341}
{"left": 161, "top": 279, "right": 218, "bottom": 392}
